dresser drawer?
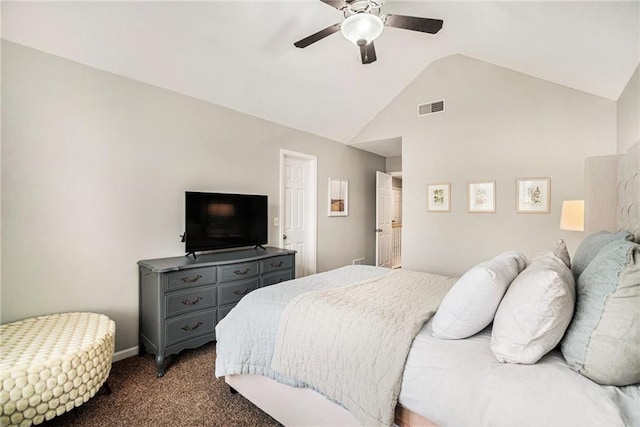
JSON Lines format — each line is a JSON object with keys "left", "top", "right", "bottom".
{"left": 219, "top": 261, "right": 259, "bottom": 283}
{"left": 165, "top": 286, "right": 216, "bottom": 318}
{"left": 218, "top": 278, "right": 259, "bottom": 306}
{"left": 260, "top": 270, "right": 294, "bottom": 288}
{"left": 166, "top": 267, "right": 216, "bottom": 291}
{"left": 261, "top": 255, "right": 293, "bottom": 275}
{"left": 165, "top": 309, "right": 216, "bottom": 347}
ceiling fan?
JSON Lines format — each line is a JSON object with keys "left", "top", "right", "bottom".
{"left": 294, "top": 0, "right": 443, "bottom": 64}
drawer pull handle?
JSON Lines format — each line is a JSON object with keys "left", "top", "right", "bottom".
{"left": 180, "top": 274, "right": 203, "bottom": 283}
{"left": 233, "top": 268, "right": 251, "bottom": 275}
{"left": 181, "top": 296, "right": 203, "bottom": 305}
{"left": 181, "top": 321, "right": 203, "bottom": 331}
{"left": 233, "top": 288, "right": 251, "bottom": 296}
{"left": 270, "top": 261, "right": 284, "bottom": 267}
{"left": 268, "top": 278, "right": 287, "bottom": 286}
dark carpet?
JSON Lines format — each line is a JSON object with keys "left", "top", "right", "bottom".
{"left": 44, "top": 343, "right": 281, "bottom": 426}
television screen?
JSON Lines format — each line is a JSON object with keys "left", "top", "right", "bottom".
{"left": 185, "top": 192, "right": 268, "bottom": 253}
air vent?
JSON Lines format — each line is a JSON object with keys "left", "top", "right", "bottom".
{"left": 352, "top": 257, "right": 365, "bottom": 265}
{"left": 418, "top": 100, "right": 445, "bottom": 116}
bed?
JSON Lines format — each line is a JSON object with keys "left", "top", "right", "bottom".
{"left": 215, "top": 142, "right": 640, "bottom": 427}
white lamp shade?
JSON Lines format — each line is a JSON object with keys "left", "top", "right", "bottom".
{"left": 560, "top": 200, "right": 585, "bottom": 231}
{"left": 341, "top": 13, "right": 384, "bottom": 45}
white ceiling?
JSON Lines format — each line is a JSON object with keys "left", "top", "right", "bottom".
{"left": 2, "top": 1, "right": 639, "bottom": 157}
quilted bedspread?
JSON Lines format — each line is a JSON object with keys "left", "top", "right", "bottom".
{"left": 271, "top": 269, "right": 455, "bottom": 426}
{"left": 215, "top": 265, "right": 392, "bottom": 385}
{"left": 215, "top": 265, "right": 455, "bottom": 424}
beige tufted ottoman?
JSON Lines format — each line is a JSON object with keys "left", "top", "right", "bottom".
{"left": 0, "top": 312, "right": 115, "bottom": 427}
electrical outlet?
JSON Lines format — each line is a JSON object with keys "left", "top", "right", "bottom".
{"left": 274, "top": 217, "right": 279, "bottom": 227}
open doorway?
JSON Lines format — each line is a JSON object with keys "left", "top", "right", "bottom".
{"left": 348, "top": 137, "right": 402, "bottom": 269}
{"left": 390, "top": 174, "right": 402, "bottom": 268}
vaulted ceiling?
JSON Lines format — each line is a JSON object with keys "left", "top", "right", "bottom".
{"left": 2, "top": 1, "right": 639, "bottom": 152}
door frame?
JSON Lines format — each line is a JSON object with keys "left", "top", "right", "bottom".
{"left": 279, "top": 149, "right": 318, "bottom": 276}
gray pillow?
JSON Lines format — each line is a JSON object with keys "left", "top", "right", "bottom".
{"left": 561, "top": 240, "right": 640, "bottom": 386}
{"left": 571, "top": 231, "right": 633, "bottom": 279}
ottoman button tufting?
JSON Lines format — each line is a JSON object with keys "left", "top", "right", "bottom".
{"left": 0, "top": 313, "right": 115, "bottom": 427}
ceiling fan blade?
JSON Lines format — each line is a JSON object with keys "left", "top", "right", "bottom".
{"left": 294, "top": 23, "right": 341, "bottom": 48}
{"left": 319, "top": 0, "right": 348, "bottom": 10}
{"left": 358, "top": 41, "right": 377, "bottom": 65}
{"left": 384, "top": 14, "right": 443, "bottom": 34}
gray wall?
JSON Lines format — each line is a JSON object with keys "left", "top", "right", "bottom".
{"left": 617, "top": 65, "right": 640, "bottom": 154}
{"left": 1, "top": 41, "right": 385, "bottom": 351}
{"left": 353, "top": 54, "right": 617, "bottom": 276}
{"left": 386, "top": 156, "right": 402, "bottom": 172}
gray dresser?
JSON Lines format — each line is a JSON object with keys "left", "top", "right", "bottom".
{"left": 138, "top": 247, "right": 296, "bottom": 377}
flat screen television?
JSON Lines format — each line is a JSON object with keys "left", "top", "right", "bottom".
{"left": 185, "top": 192, "right": 268, "bottom": 254}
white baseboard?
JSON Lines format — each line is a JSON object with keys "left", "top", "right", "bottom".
{"left": 112, "top": 346, "right": 138, "bottom": 363}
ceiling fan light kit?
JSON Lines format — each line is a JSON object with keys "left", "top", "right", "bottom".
{"left": 294, "top": 0, "right": 443, "bottom": 64}
{"left": 341, "top": 13, "right": 384, "bottom": 46}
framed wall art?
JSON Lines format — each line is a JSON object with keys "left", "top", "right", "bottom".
{"left": 468, "top": 181, "right": 496, "bottom": 213}
{"left": 427, "top": 183, "right": 451, "bottom": 212}
{"left": 328, "top": 177, "right": 348, "bottom": 216}
{"left": 517, "top": 177, "right": 550, "bottom": 213}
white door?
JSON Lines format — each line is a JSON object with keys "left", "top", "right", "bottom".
{"left": 376, "top": 171, "right": 392, "bottom": 267}
{"left": 281, "top": 151, "right": 317, "bottom": 278}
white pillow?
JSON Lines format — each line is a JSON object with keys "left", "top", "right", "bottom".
{"left": 552, "top": 239, "right": 571, "bottom": 268}
{"left": 491, "top": 250, "right": 575, "bottom": 364}
{"left": 494, "top": 250, "right": 528, "bottom": 271}
{"left": 432, "top": 252, "right": 526, "bottom": 339}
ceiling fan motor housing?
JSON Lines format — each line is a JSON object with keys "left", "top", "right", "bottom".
{"left": 343, "top": 0, "right": 382, "bottom": 16}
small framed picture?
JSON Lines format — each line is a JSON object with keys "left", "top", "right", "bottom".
{"left": 517, "top": 178, "right": 550, "bottom": 213}
{"left": 468, "top": 181, "right": 496, "bottom": 213}
{"left": 427, "top": 183, "right": 451, "bottom": 212}
{"left": 328, "top": 177, "right": 348, "bottom": 216}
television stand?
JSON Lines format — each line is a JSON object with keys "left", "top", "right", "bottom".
{"left": 138, "top": 246, "right": 296, "bottom": 377}
{"left": 254, "top": 244, "right": 266, "bottom": 250}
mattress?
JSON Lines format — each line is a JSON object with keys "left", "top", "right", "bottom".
{"left": 400, "top": 319, "right": 640, "bottom": 427}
